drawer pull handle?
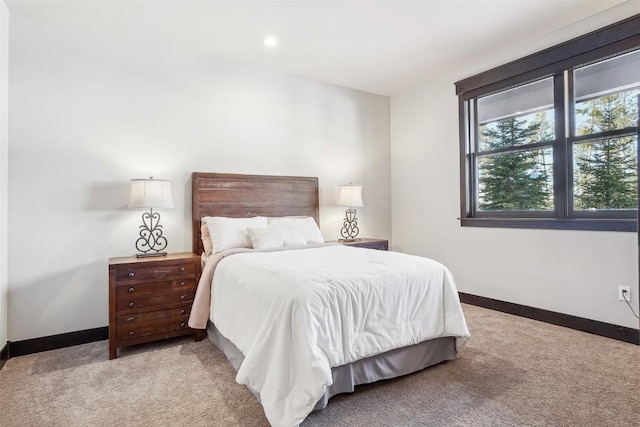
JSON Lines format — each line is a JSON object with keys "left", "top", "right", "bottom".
{"left": 128, "top": 302, "right": 134, "bottom": 308}
{"left": 180, "top": 295, "right": 186, "bottom": 300}
{"left": 180, "top": 322, "right": 185, "bottom": 327}
{"left": 179, "top": 267, "right": 185, "bottom": 272}
{"left": 128, "top": 272, "right": 135, "bottom": 277}
{"left": 179, "top": 281, "right": 185, "bottom": 286}
{"left": 127, "top": 316, "right": 135, "bottom": 322}
{"left": 129, "top": 331, "right": 134, "bottom": 336}
{"left": 180, "top": 309, "right": 185, "bottom": 315}
{"left": 128, "top": 287, "right": 135, "bottom": 293}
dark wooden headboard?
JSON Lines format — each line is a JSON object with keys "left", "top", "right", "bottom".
{"left": 191, "top": 172, "right": 320, "bottom": 255}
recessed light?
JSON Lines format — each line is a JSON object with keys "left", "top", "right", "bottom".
{"left": 264, "top": 36, "right": 278, "bottom": 47}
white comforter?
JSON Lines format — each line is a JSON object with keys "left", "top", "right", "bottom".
{"left": 209, "top": 245, "right": 470, "bottom": 427}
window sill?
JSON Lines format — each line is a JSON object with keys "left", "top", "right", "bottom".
{"left": 460, "top": 217, "right": 636, "bottom": 232}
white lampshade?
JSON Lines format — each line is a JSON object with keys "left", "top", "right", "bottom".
{"left": 128, "top": 178, "right": 174, "bottom": 209}
{"left": 338, "top": 184, "right": 364, "bottom": 207}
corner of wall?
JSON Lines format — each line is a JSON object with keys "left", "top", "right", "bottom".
{"left": 0, "top": 0, "right": 9, "bottom": 348}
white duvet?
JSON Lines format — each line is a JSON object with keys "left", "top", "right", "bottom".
{"left": 209, "top": 245, "right": 470, "bottom": 427}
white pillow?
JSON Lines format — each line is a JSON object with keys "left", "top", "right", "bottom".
{"left": 266, "top": 215, "right": 308, "bottom": 221}
{"left": 267, "top": 216, "right": 324, "bottom": 244}
{"left": 204, "top": 216, "right": 268, "bottom": 253}
{"left": 247, "top": 227, "right": 307, "bottom": 250}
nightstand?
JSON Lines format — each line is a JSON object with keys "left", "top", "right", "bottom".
{"left": 108, "top": 252, "right": 203, "bottom": 359}
{"left": 329, "top": 238, "right": 389, "bottom": 251}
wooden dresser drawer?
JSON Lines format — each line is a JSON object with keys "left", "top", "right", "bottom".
{"left": 115, "top": 278, "right": 195, "bottom": 298}
{"left": 327, "top": 238, "right": 389, "bottom": 251}
{"left": 356, "top": 240, "right": 389, "bottom": 251}
{"left": 117, "top": 306, "right": 191, "bottom": 325}
{"left": 116, "top": 288, "right": 196, "bottom": 312}
{"left": 115, "top": 263, "right": 195, "bottom": 282}
{"left": 117, "top": 316, "right": 190, "bottom": 340}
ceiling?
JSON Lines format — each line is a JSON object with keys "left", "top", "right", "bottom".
{"left": 6, "top": 0, "right": 637, "bottom": 96}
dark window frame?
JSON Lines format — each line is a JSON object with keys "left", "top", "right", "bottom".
{"left": 455, "top": 14, "right": 640, "bottom": 232}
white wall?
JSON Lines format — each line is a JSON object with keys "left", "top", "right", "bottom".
{"left": 390, "top": 4, "right": 640, "bottom": 330}
{"left": 0, "top": 0, "right": 8, "bottom": 348}
{"left": 8, "top": 11, "right": 390, "bottom": 340}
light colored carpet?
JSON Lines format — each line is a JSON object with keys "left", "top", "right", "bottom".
{"left": 1, "top": 304, "right": 638, "bottom": 426}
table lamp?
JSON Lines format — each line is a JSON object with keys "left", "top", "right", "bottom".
{"left": 338, "top": 183, "right": 363, "bottom": 241}
{"left": 128, "top": 177, "right": 174, "bottom": 257}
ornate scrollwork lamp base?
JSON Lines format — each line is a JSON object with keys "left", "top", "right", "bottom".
{"left": 340, "top": 208, "right": 360, "bottom": 242}
{"left": 135, "top": 208, "right": 168, "bottom": 258}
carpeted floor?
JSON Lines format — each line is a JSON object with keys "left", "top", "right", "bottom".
{"left": 1, "top": 304, "right": 638, "bottom": 426}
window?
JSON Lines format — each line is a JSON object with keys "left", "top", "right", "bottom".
{"left": 455, "top": 15, "right": 640, "bottom": 231}
{"left": 571, "top": 51, "right": 639, "bottom": 215}
{"left": 476, "top": 78, "right": 555, "bottom": 214}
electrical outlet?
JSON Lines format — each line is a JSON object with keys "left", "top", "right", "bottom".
{"left": 618, "top": 286, "right": 631, "bottom": 301}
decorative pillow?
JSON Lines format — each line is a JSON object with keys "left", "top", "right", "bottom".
{"left": 204, "top": 216, "right": 268, "bottom": 253}
{"left": 267, "top": 216, "right": 324, "bottom": 244}
{"left": 200, "top": 220, "right": 213, "bottom": 256}
{"left": 247, "top": 227, "right": 308, "bottom": 250}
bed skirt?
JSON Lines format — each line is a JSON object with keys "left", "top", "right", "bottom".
{"left": 207, "top": 322, "right": 456, "bottom": 411}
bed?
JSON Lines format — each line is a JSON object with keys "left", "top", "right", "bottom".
{"left": 188, "top": 172, "right": 470, "bottom": 427}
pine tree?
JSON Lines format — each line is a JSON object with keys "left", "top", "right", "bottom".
{"left": 479, "top": 115, "right": 551, "bottom": 210}
{"left": 574, "top": 91, "right": 638, "bottom": 210}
